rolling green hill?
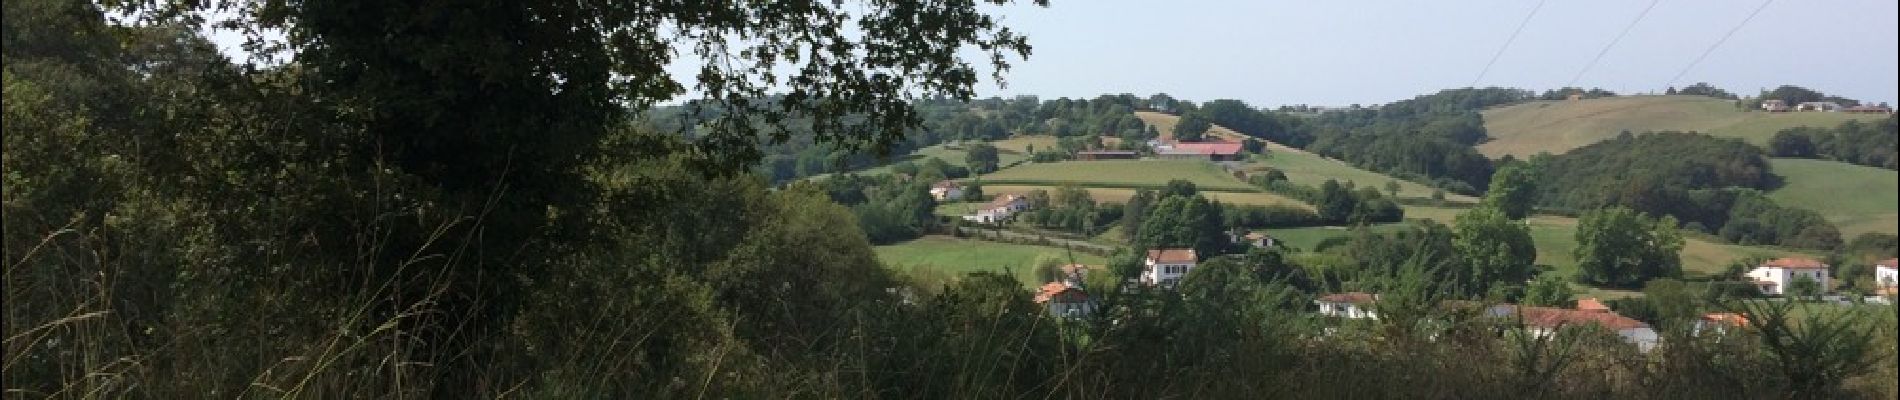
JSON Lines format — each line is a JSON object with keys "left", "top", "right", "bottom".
{"left": 1479, "top": 95, "right": 1884, "bottom": 159}
{"left": 973, "top": 159, "right": 1259, "bottom": 192}
{"left": 1134, "top": 111, "right": 1478, "bottom": 202}
{"left": 1765, "top": 158, "right": 1900, "bottom": 237}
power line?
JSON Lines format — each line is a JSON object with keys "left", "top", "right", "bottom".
{"left": 1664, "top": 0, "right": 1774, "bottom": 88}
{"left": 1565, "top": 0, "right": 1661, "bottom": 88}
{"left": 1471, "top": 0, "right": 1550, "bottom": 86}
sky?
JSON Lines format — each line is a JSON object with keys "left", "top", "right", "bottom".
{"left": 205, "top": 0, "right": 1899, "bottom": 106}
{"left": 963, "top": 0, "right": 1899, "bottom": 106}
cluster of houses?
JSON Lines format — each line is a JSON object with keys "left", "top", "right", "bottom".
{"left": 1759, "top": 99, "right": 1892, "bottom": 114}
{"left": 1029, "top": 251, "right": 1898, "bottom": 351}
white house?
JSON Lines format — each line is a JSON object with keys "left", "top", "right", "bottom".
{"left": 963, "top": 194, "right": 1028, "bottom": 224}
{"left": 1141, "top": 248, "right": 1198, "bottom": 287}
{"left": 1747, "top": 257, "right": 1831, "bottom": 296}
{"left": 929, "top": 181, "right": 965, "bottom": 202}
{"left": 1499, "top": 304, "right": 1658, "bottom": 352}
{"left": 1316, "top": 292, "right": 1378, "bottom": 319}
{"left": 1760, "top": 99, "right": 1790, "bottom": 112}
{"left": 1875, "top": 258, "right": 1898, "bottom": 293}
{"left": 1034, "top": 281, "right": 1095, "bottom": 318}
{"left": 1796, "top": 101, "right": 1842, "bottom": 112}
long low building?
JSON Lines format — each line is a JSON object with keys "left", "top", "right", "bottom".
{"left": 1154, "top": 140, "right": 1244, "bottom": 161}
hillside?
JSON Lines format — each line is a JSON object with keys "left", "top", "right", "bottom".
{"left": 1479, "top": 95, "right": 1885, "bottom": 159}
{"left": 1765, "top": 158, "right": 1900, "bottom": 237}
{"left": 1136, "top": 111, "right": 1478, "bottom": 202}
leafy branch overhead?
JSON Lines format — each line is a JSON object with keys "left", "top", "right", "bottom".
{"left": 111, "top": 0, "right": 1047, "bottom": 176}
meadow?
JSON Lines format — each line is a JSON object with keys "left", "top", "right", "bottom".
{"left": 875, "top": 235, "right": 1110, "bottom": 286}
{"left": 1479, "top": 95, "right": 1884, "bottom": 159}
{"left": 974, "top": 159, "right": 1259, "bottom": 192}
{"left": 1765, "top": 158, "right": 1900, "bottom": 237}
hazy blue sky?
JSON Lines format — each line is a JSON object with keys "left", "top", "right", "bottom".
{"left": 967, "top": 0, "right": 1898, "bottom": 106}
{"left": 204, "top": 0, "right": 1898, "bottom": 106}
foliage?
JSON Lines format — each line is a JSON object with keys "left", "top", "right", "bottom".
{"left": 1520, "top": 274, "right": 1574, "bottom": 307}
{"left": 1671, "top": 82, "right": 1738, "bottom": 100}
{"left": 1767, "top": 116, "right": 1897, "bottom": 170}
{"left": 1482, "top": 161, "right": 1539, "bottom": 219}
{"left": 1133, "top": 193, "right": 1230, "bottom": 256}
{"left": 965, "top": 142, "right": 1001, "bottom": 174}
{"left": 1730, "top": 300, "right": 1887, "bottom": 397}
{"left": 1572, "top": 207, "right": 1684, "bottom": 288}
{"left": 1451, "top": 207, "right": 1538, "bottom": 297}
{"left": 1172, "top": 111, "right": 1212, "bottom": 142}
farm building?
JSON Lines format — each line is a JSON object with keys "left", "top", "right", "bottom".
{"left": 1156, "top": 141, "right": 1244, "bottom": 161}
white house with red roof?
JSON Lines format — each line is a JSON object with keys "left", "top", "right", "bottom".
{"left": 1141, "top": 248, "right": 1198, "bottom": 286}
{"left": 929, "top": 180, "right": 965, "bottom": 201}
{"left": 1747, "top": 257, "right": 1831, "bottom": 296}
{"left": 1034, "top": 281, "right": 1095, "bottom": 318}
{"left": 1316, "top": 292, "right": 1378, "bottom": 319}
{"left": 1875, "top": 258, "right": 1898, "bottom": 294}
{"left": 963, "top": 194, "right": 1028, "bottom": 224}
{"left": 1498, "top": 304, "right": 1658, "bottom": 351}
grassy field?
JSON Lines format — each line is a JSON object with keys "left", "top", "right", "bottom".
{"left": 1765, "top": 158, "right": 1900, "bottom": 237}
{"left": 875, "top": 235, "right": 1109, "bottom": 286}
{"left": 1479, "top": 95, "right": 1884, "bottom": 159}
{"left": 982, "top": 185, "right": 1311, "bottom": 209}
{"left": 992, "top": 135, "right": 1061, "bottom": 154}
{"left": 843, "top": 140, "right": 1034, "bottom": 177}
{"left": 974, "top": 159, "right": 1259, "bottom": 192}
{"left": 1246, "top": 152, "right": 1477, "bottom": 202}
{"left": 1268, "top": 211, "right": 1816, "bottom": 281}
{"left": 1135, "top": 110, "right": 1476, "bottom": 202}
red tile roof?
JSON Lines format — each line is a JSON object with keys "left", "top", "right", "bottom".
{"left": 1701, "top": 313, "right": 1749, "bottom": 327}
{"left": 1033, "top": 281, "right": 1087, "bottom": 304}
{"left": 1318, "top": 292, "right": 1377, "bottom": 305}
{"left": 1169, "top": 141, "right": 1244, "bottom": 155}
{"left": 1146, "top": 248, "right": 1197, "bottom": 264}
{"left": 1760, "top": 257, "right": 1828, "bottom": 270}
{"left": 1877, "top": 258, "right": 1898, "bottom": 269}
{"left": 1514, "top": 306, "right": 1649, "bottom": 331}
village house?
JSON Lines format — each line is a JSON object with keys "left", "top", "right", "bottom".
{"left": 929, "top": 180, "right": 965, "bottom": 201}
{"left": 1747, "top": 257, "right": 1831, "bottom": 296}
{"left": 1034, "top": 281, "right": 1095, "bottom": 318}
{"left": 1497, "top": 304, "right": 1658, "bottom": 351}
{"left": 1235, "top": 231, "right": 1277, "bottom": 249}
{"left": 1694, "top": 313, "right": 1750, "bottom": 336}
{"left": 1141, "top": 248, "right": 1198, "bottom": 287}
{"left": 1760, "top": 99, "right": 1790, "bottom": 112}
{"left": 1795, "top": 101, "right": 1842, "bottom": 112}
{"left": 1315, "top": 292, "right": 1378, "bottom": 319}
{"left": 963, "top": 194, "right": 1028, "bottom": 224}
{"left": 1876, "top": 258, "right": 1898, "bottom": 295}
